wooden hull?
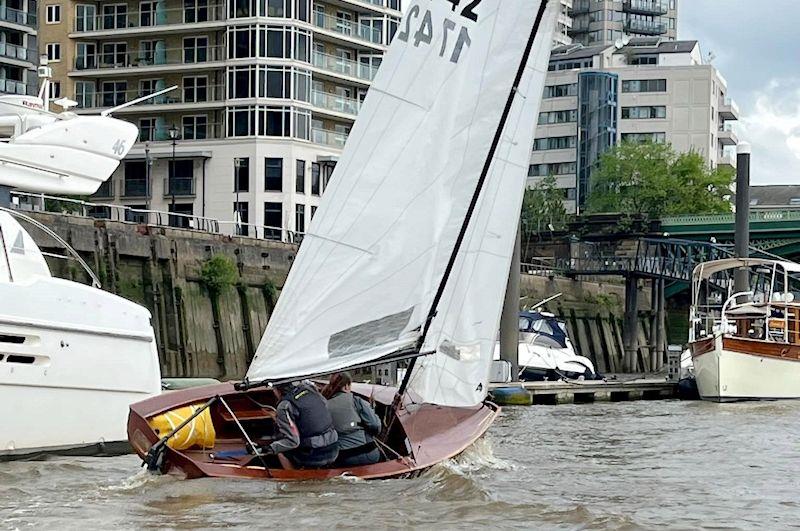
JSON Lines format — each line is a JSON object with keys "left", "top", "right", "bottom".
{"left": 127, "top": 382, "right": 499, "bottom": 481}
{"left": 691, "top": 336, "right": 800, "bottom": 401}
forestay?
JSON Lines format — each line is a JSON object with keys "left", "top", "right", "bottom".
{"left": 247, "top": 0, "right": 557, "bottom": 387}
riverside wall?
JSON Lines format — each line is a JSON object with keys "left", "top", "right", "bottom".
{"left": 24, "top": 212, "right": 663, "bottom": 378}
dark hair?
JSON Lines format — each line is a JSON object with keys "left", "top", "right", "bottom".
{"left": 322, "top": 372, "right": 352, "bottom": 399}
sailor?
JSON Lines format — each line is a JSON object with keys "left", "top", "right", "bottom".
{"left": 267, "top": 381, "right": 339, "bottom": 468}
{"left": 322, "top": 372, "right": 382, "bottom": 467}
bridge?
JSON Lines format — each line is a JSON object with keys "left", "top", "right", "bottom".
{"left": 660, "top": 208, "right": 800, "bottom": 259}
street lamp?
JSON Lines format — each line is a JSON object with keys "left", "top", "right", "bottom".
{"left": 168, "top": 124, "right": 180, "bottom": 225}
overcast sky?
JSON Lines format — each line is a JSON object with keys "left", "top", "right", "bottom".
{"left": 681, "top": 0, "right": 800, "bottom": 184}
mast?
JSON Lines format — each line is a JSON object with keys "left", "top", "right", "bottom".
{"left": 397, "top": 0, "right": 552, "bottom": 398}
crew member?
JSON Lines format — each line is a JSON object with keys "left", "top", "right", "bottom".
{"left": 323, "top": 372, "right": 382, "bottom": 467}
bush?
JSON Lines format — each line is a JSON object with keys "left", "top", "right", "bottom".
{"left": 200, "top": 254, "right": 238, "bottom": 294}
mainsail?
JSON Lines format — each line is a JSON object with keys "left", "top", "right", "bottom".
{"left": 246, "top": 0, "right": 558, "bottom": 393}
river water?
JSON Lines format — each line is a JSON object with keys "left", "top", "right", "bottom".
{"left": 2, "top": 400, "right": 799, "bottom": 530}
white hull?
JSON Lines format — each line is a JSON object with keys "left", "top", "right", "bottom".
{"left": 492, "top": 340, "right": 596, "bottom": 379}
{"left": 694, "top": 337, "right": 800, "bottom": 402}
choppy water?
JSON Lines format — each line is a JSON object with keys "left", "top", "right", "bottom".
{"left": 2, "top": 400, "right": 800, "bottom": 530}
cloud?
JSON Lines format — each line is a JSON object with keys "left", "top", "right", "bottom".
{"left": 738, "top": 79, "right": 800, "bottom": 184}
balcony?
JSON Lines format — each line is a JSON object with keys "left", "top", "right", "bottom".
{"left": 123, "top": 177, "right": 150, "bottom": 198}
{"left": 0, "top": 42, "right": 36, "bottom": 64}
{"left": 72, "top": 45, "right": 225, "bottom": 74}
{"left": 718, "top": 124, "right": 739, "bottom": 146}
{"left": 72, "top": 5, "right": 224, "bottom": 35}
{"left": 92, "top": 179, "right": 116, "bottom": 199}
{"left": 311, "top": 50, "right": 378, "bottom": 83}
{"left": 718, "top": 152, "right": 737, "bottom": 170}
{"left": 0, "top": 6, "right": 36, "bottom": 28}
{"left": 0, "top": 78, "right": 28, "bottom": 95}
{"left": 312, "top": 127, "right": 349, "bottom": 148}
{"left": 719, "top": 98, "right": 740, "bottom": 121}
{"left": 624, "top": 19, "right": 667, "bottom": 35}
{"left": 138, "top": 123, "right": 223, "bottom": 143}
{"left": 164, "top": 176, "right": 195, "bottom": 197}
{"left": 313, "top": 11, "right": 384, "bottom": 47}
{"left": 76, "top": 84, "right": 225, "bottom": 111}
{"left": 623, "top": 0, "right": 668, "bottom": 16}
{"left": 311, "top": 90, "right": 361, "bottom": 117}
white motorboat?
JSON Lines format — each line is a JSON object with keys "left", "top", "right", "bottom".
{"left": 0, "top": 62, "right": 164, "bottom": 459}
{"left": 689, "top": 258, "right": 800, "bottom": 402}
{"left": 493, "top": 310, "right": 599, "bottom": 382}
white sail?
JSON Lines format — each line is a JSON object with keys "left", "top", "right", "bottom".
{"left": 407, "top": 2, "right": 558, "bottom": 407}
{"left": 247, "top": 0, "right": 556, "bottom": 383}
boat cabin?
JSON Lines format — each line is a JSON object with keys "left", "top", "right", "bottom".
{"left": 690, "top": 258, "right": 800, "bottom": 346}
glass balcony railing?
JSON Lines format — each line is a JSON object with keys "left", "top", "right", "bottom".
{"left": 73, "top": 5, "right": 224, "bottom": 32}
{"left": 0, "top": 6, "right": 36, "bottom": 27}
{"left": 623, "top": 0, "right": 669, "bottom": 16}
{"left": 0, "top": 42, "right": 36, "bottom": 63}
{"left": 137, "top": 123, "right": 223, "bottom": 143}
{"left": 624, "top": 19, "right": 667, "bottom": 35}
{"left": 123, "top": 177, "right": 150, "bottom": 198}
{"left": 311, "top": 90, "right": 361, "bottom": 116}
{"left": 76, "top": 84, "right": 225, "bottom": 109}
{"left": 73, "top": 45, "right": 225, "bottom": 71}
{"left": 0, "top": 78, "right": 27, "bottom": 95}
{"left": 312, "top": 11, "right": 383, "bottom": 46}
{"left": 311, "top": 50, "right": 378, "bottom": 82}
{"left": 311, "top": 127, "right": 349, "bottom": 148}
{"left": 164, "top": 176, "right": 195, "bottom": 197}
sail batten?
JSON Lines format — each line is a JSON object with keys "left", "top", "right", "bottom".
{"left": 247, "top": 0, "right": 558, "bottom": 393}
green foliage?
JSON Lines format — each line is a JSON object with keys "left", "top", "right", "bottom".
{"left": 200, "top": 254, "right": 239, "bottom": 295}
{"left": 262, "top": 278, "right": 277, "bottom": 309}
{"left": 586, "top": 141, "right": 734, "bottom": 219}
{"left": 521, "top": 175, "right": 570, "bottom": 235}
{"left": 44, "top": 196, "right": 88, "bottom": 215}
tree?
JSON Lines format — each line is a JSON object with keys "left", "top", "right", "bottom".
{"left": 521, "top": 174, "right": 569, "bottom": 236}
{"left": 586, "top": 141, "right": 734, "bottom": 218}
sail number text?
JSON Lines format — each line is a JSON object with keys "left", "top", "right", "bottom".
{"left": 398, "top": 2, "right": 483, "bottom": 64}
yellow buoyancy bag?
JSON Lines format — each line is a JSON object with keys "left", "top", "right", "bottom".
{"left": 148, "top": 403, "right": 216, "bottom": 451}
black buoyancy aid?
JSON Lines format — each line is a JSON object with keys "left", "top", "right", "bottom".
{"left": 284, "top": 383, "right": 335, "bottom": 446}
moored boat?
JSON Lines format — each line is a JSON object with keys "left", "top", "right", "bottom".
{"left": 128, "top": 0, "right": 560, "bottom": 480}
{"left": 689, "top": 258, "right": 800, "bottom": 401}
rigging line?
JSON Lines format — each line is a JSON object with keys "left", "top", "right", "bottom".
{"left": 365, "top": 86, "right": 429, "bottom": 112}
{"left": 400, "top": 0, "right": 552, "bottom": 398}
{"left": 302, "top": 232, "right": 374, "bottom": 254}
{"left": 218, "top": 395, "right": 272, "bottom": 477}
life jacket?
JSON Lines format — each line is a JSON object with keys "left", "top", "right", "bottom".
{"left": 327, "top": 392, "right": 363, "bottom": 435}
{"left": 283, "top": 383, "right": 335, "bottom": 448}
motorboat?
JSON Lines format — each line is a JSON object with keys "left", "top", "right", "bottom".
{"left": 689, "top": 258, "right": 800, "bottom": 401}
{"left": 0, "top": 61, "right": 166, "bottom": 459}
{"left": 127, "top": 0, "right": 560, "bottom": 481}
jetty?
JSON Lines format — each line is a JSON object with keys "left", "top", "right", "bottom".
{"left": 489, "top": 376, "right": 677, "bottom": 406}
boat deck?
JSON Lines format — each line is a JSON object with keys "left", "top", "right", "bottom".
{"left": 489, "top": 375, "right": 677, "bottom": 405}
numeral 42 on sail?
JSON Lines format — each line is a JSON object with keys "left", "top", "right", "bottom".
{"left": 397, "top": 1, "right": 484, "bottom": 64}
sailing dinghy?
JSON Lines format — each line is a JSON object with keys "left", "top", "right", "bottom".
{"left": 128, "top": 0, "right": 559, "bottom": 480}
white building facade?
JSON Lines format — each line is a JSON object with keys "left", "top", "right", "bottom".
{"left": 530, "top": 39, "right": 739, "bottom": 214}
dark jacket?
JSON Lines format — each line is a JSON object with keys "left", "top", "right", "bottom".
{"left": 326, "top": 391, "right": 381, "bottom": 451}
{"left": 269, "top": 382, "right": 338, "bottom": 455}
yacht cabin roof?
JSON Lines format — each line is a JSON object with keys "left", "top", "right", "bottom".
{"left": 692, "top": 258, "right": 800, "bottom": 280}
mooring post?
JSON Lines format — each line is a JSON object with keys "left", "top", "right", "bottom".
{"left": 499, "top": 223, "right": 521, "bottom": 380}
{"left": 734, "top": 142, "right": 752, "bottom": 297}
{"left": 656, "top": 277, "right": 666, "bottom": 371}
{"left": 623, "top": 275, "right": 639, "bottom": 372}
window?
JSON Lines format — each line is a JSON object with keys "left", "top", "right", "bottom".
{"left": 139, "top": 118, "right": 156, "bottom": 141}
{"left": 528, "top": 162, "right": 577, "bottom": 177}
{"left": 184, "top": 0, "right": 208, "bottom": 21}
{"left": 168, "top": 160, "right": 195, "bottom": 196}
{"left": 234, "top": 158, "right": 249, "bottom": 192}
{"left": 629, "top": 55, "right": 658, "bottom": 66}
{"left": 543, "top": 83, "right": 577, "bottom": 99}
{"left": 621, "top": 79, "right": 667, "bottom": 93}
{"left": 75, "top": 81, "right": 95, "bottom": 108}
{"left": 101, "top": 42, "right": 127, "bottom": 67}
{"left": 265, "top": 157, "right": 282, "bottom": 191}
{"left": 102, "top": 3, "right": 127, "bottom": 29}
{"left": 533, "top": 136, "right": 577, "bottom": 151}
{"left": 621, "top": 132, "right": 667, "bottom": 144}
{"left": 295, "top": 159, "right": 305, "bottom": 193}
{"left": 311, "top": 162, "right": 320, "bottom": 195}
{"left": 295, "top": 204, "right": 305, "bottom": 233}
{"left": 538, "top": 110, "right": 577, "bottom": 125}
{"left": 46, "top": 4, "right": 61, "bottom": 23}
{"left": 101, "top": 81, "right": 126, "bottom": 106}
{"left": 140, "top": 1, "right": 158, "bottom": 26}
{"left": 123, "top": 161, "right": 148, "bottom": 197}
{"left": 621, "top": 106, "right": 666, "bottom": 119}
{"left": 48, "top": 81, "right": 61, "bottom": 99}
{"left": 46, "top": 43, "right": 61, "bottom": 62}
{"left": 183, "top": 76, "right": 208, "bottom": 102}
{"left": 169, "top": 203, "right": 193, "bottom": 228}
{"left": 182, "top": 115, "right": 207, "bottom": 139}
{"left": 76, "top": 4, "right": 96, "bottom": 31}
{"left": 263, "top": 201, "right": 283, "bottom": 240}
{"left": 184, "top": 36, "right": 208, "bottom": 63}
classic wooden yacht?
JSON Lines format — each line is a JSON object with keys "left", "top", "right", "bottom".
{"left": 127, "top": 0, "right": 560, "bottom": 480}
{"left": 689, "top": 258, "right": 800, "bottom": 401}
{"left": 0, "top": 61, "right": 167, "bottom": 459}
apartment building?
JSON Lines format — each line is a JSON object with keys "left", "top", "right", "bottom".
{"left": 530, "top": 38, "right": 740, "bottom": 214}
{"left": 1, "top": 0, "right": 38, "bottom": 95}
{"left": 38, "top": 0, "right": 401, "bottom": 236}
{"left": 554, "top": 0, "right": 573, "bottom": 47}
{"left": 569, "top": 0, "right": 678, "bottom": 47}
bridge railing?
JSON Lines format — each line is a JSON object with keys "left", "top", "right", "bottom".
{"left": 661, "top": 207, "right": 800, "bottom": 227}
